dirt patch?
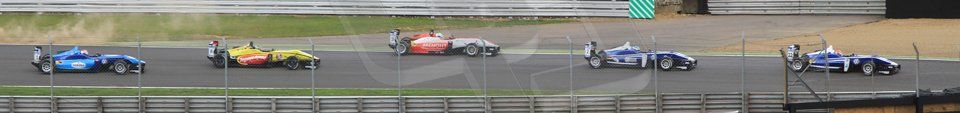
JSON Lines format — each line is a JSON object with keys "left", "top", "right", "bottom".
{"left": 709, "top": 19, "right": 960, "bottom": 58}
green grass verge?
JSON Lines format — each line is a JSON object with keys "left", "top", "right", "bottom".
{"left": 0, "top": 13, "right": 573, "bottom": 42}
{"left": 0, "top": 87, "right": 591, "bottom": 96}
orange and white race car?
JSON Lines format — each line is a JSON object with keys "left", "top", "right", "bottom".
{"left": 388, "top": 29, "right": 500, "bottom": 57}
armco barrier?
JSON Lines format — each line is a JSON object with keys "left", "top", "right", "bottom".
{"left": 0, "top": 0, "right": 631, "bottom": 17}
{"left": 0, "top": 91, "right": 912, "bottom": 112}
{"left": 707, "top": 0, "right": 885, "bottom": 15}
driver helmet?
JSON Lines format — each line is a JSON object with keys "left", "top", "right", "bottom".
{"left": 80, "top": 49, "right": 90, "bottom": 55}
{"left": 436, "top": 33, "right": 444, "bottom": 38}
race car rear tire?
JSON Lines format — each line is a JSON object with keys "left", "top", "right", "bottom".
{"left": 113, "top": 60, "right": 131, "bottom": 75}
{"left": 862, "top": 61, "right": 876, "bottom": 76}
{"left": 395, "top": 40, "right": 410, "bottom": 56}
{"left": 659, "top": 58, "right": 674, "bottom": 71}
{"left": 588, "top": 56, "right": 604, "bottom": 69}
{"left": 212, "top": 55, "right": 225, "bottom": 68}
{"left": 40, "top": 60, "right": 54, "bottom": 74}
{"left": 465, "top": 44, "right": 480, "bottom": 57}
{"left": 284, "top": 57, "right": 302, "bottom": 70}
{"left": 790, "top": 59, "right": 807, "bottom": 72}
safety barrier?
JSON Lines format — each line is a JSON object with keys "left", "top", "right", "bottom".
{"left": 0, "top": 0, "right": 631, "bottom": 17}
{"left": 707, "top": 0, "right": 885, "bottom": 14}
{"left": 0, "top": 91, "right": 912, "bottom": 112}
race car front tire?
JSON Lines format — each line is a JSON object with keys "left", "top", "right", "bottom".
{"left": 659, "top": 58, "right": 674, "bottom": 71}
{"left": 465, "top": 44, "right": 480, "bottom": 57}
{"left": 113, "top": 60, "right": 131, "bottom": 75}
{"left": 588, "top": 56, "right": 604, "bottom": 69}
{"left": 862, "top": 61, "right": 876, "bottom": 76}
{"left": 39, "top": 60, "right": 54, "bottom": 74}
{"left": 284, "top": 57, "right": 302, "bottom": 70}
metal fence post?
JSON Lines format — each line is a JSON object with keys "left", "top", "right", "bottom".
{"left": 221, "top": 36, "right": 229, "bottom": 113}
{"left": 309, "top": 38, "right": 318, "bottom": 113}
{"left": 780, "top": 50, "right": 790, "bottom": 104}
{"left": 137, "top": 35, "right": 144, "bottom": 113}
{"left": 357, "top": 97, "right": 364, "bottom": 112}
{"left": 183, "top": 97, "right": 190, "bottom": 113}
{"left": 913, "top": 43, "right": 920, "bottom": 98}
{"left": 566, "top": 36, "right": 577, "bottom": 113}
{"left": 396, "top": 34, "right": 403, "bottom": 113}
{"left": 913, "top": 44, "right": 922, "bottom": 113}
{"left": 741, "top": 32, "right": 748, "bottom": 113}
{"left": 9, "top": 97, "right": 14, "bottom": 113}
{"left": 226, "top": 98, "right": 233, "bottom": 113}
{"left": 314, "top": 98, "right": 320, "bottom": 113}
{"left": 271, "top": 98, "right": 277, "bottom": 113}
{"left": 50, "top": 97, "right": 58, "bottom": 113}
{"left": 443, "top": 97, "right": 450, "bottom": 113}
{"left": 47, "top": 35, "right": 55, "bottom": 113}
{"left": 818, "top": 34, "right": 830, "bottom": 102}
{"left": 528, "top": 97, "right": 535, "bottom": 113}
{"left": 615, "top": 95, "right": 622, "bottom": 113}
{"left": 652, "top": 35, "right": 661, "bottom": 113}
{"left": 700, "top": 94, "right": 706, "bottom": 113}
{"left": 481, "top": 36, "right": 490, "bottom": 113}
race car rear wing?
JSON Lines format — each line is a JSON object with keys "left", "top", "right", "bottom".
{"left": 32, "top": 46, "right": 42, "bottom": 63}
{"left": 208, "top": 41, "right": 219, "bottom": 58}
{"left": 388, "top": 29, "right": 400, "bottom": 48}
{"left": 584, "top": 41, "right": 597, "bottom": 59}
{"left": 786, "top": 44, "right": 800, "bottom": 60}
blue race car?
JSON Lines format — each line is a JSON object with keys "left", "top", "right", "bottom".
{"left": 30, "top": 46, "right": 146, "bottom": 75}
{"left": 584, "top": 41, "right": 697, "bottom": 71}
{"left": 786, "top": 44, "right": 900, "bottom": 76}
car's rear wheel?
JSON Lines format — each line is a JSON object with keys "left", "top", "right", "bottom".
{"left": 113, "top": 60, "right": 130, "bottom": 75}
{"left": 659, "top": 58, "right": 674, "bottom": 71}
{"left": 40, "top": 60, "right": 54, "bottom": 74}
{"left": 862, "top": 61, "right": 876, "bottom": 76}
{"left": 790, "top": 59, "right": 807, "bottom": 72}
{"left": 589, "top": 56, "right": 603, "bottom": 69}
{"left": 395, "top": 37, "right": 411, "bottom": 56}
{"left": 395, "top": 42, "right": 409, "bottom": 56}
{"left": 284, "top": 57, "right": 301, "bottom": 70}
{"left": 213, "top": 55, "right": 225, "bottom": 68}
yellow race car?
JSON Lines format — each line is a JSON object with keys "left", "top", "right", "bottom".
{"left": 206, "top": 41, "right": 320, "bottom": 70}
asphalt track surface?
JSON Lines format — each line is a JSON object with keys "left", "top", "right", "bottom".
{"left": 2, "top": 45, "right": 958, "bottom": 93}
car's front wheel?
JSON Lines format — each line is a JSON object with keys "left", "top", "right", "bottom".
{"left": 659, "top": 58, "right": 674, "bottom": 71}
{"left": 862, "top": 61, "right": 876, "bottom": 76}
{"left": 113, "top": 60, "right": 131, "bottom": 75}
{"left": 284, "top": 57, "right": 302, "bottom": 70}
{"left": 465, "top": 44, "right": 480, "bottom": 57}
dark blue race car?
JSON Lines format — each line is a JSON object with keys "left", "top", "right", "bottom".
{"left": 30, "top": 46, "right": 146, "bottom": 75}
{"left": 786, "top": 44, "right": 900, "bottom": 76}
{"left": 584, "top": 41, "right": 697, "bottom": 71}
